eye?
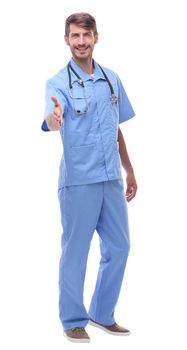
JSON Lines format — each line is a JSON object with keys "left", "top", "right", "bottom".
{"left": 71, "top": 33, "right": 79, "bottom": 38}
{"left": 84, "top": 32, "right": 92, "bottom": 38}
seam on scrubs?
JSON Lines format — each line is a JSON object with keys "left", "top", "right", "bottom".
{"left": 93, "top": 182, "right": 109, "bottom": 321}
{"left": 59, "top": 186, "right": 74, "bottom": 326}
{"left": 94, "top": 238, "right": 111, "bottom": 322}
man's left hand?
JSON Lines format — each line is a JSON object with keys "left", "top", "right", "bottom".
{"left": 125, "top": 171, "right": 138, "bottom": 202}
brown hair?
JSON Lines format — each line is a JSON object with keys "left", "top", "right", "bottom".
{"left": 65, "top": 12, "right": 98, "bottom": 37}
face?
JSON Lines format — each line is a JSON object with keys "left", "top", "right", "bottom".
{"left": 64, "top": 24, "right": 98, "bottom": 61}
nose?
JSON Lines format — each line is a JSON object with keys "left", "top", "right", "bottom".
{"left": 78, "top": 34, "right": 85, "bottom": 45}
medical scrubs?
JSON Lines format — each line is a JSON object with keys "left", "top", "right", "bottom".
{"left": 42, "top": 58, "right": 135, "bottom": 330}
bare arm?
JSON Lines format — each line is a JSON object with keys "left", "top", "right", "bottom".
{"left": 118, "top": 127, "right": 138, "bottom": 201}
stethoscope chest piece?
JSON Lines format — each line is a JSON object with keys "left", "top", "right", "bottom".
{"left": 111, "top": 93, "right": 118, "bottom": 104}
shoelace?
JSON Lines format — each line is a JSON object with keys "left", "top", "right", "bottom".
{"left": 72, "top": 327, "right": 85, "bottom": 333}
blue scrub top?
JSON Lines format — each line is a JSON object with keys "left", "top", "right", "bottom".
{"left": 42, "top": 59, "right": 135, "bottom": 188}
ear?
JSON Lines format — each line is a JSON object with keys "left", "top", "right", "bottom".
{"left": 64, "top": 35, "right": 69, "bottom": 46}
{"left": 94, "top": 33, "right": 99, "bottom": 44}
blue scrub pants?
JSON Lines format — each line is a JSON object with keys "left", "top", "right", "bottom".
{"left": 58, "top": 180, "right": 130, "bottom": 330}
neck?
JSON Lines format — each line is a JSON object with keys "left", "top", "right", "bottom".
{"left": 72, "top": 57, "right": 94, "bottom": 74}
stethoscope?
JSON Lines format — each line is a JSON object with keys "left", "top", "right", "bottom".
{"left": 67, "top": 62, "right": 118, "bottom": 115}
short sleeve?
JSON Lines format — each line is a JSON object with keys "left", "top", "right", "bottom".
{"left": 117, "top": 75, "right": 135, "bottom": 124}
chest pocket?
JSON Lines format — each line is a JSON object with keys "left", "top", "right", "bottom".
{"left": 70, "top": 86, "right": 90, "bottom": 117}
{"left": 101, "top": 81, "right": 119, "bottom": 123}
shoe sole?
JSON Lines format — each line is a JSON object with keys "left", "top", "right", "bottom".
{"left": 63, "top": 332, "right": 90, "bottom": 343}
{"left": 89, "top": 320, "right": 131, "bottom": 336}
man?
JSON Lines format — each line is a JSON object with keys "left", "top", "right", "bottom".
{"left": 42, "top": 12, "right": 137, "bottom": 343}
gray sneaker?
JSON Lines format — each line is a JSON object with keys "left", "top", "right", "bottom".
{"left": 89, "top": 319, "right": 131, "bottom": 336}
{"left": 63, "top": 327, "right": 90, "bottom": 343}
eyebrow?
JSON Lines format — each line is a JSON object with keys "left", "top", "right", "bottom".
{"left": 70, "top": 30, "right": 93, "bottom": 35}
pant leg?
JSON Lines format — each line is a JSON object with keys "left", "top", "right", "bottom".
{"left": 58, "top": 183, "right": 103, "bottom": 330}
{"left": 89, "top": 179, "right": 130, "bottom": 325}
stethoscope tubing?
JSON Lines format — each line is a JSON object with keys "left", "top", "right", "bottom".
{"left": 67, "top": 62, "right": 118, "bottom": 104}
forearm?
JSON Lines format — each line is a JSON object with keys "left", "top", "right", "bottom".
{"left": 118, "top": 127, "right": 134, "bottom": 174}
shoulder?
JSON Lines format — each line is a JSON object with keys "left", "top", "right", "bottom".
{"left": 98, "top": 64, "right": 124, "bottom": 89}
{"left": 99, "top": 64, "right": 118, "bottom": 78}
{"left": 98, "top": 64, "right": 122, "bottom": 85}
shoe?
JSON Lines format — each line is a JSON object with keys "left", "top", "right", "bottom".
{"left": 63, "top": 327, "right": 90, "bottom": 343}
{"left": 89, "top": 319, "right": 131, "bottom": 336}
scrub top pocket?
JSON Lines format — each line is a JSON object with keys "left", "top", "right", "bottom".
{"left": 70, "top": 143, "right": 104, "bottom": 180}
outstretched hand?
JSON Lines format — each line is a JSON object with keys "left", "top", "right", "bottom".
{"left": 46, "top": 96, "right": 63, "bottom": 131}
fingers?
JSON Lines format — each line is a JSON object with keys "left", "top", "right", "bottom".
{"left": 46, "top": 112, "right": 62, "bottom": 131}
{"left": 53, "top": 110, "right": 61, "bottom": 119}
{"left": 126, "top": 186, "right": 137, "bottom": 202}
{"left": 53, "top": 111, "right": 62, "bottom": 126}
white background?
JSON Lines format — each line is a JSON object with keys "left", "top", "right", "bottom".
{"left": 0, "top": 0, "right": 187, "bottom": 349}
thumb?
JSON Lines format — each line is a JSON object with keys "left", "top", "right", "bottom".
{"left": 51, "top": 96, "right": 60, "bottom": 107}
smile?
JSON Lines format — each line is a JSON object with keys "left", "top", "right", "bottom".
{"left": 76, "top": 46, "right": 89, "bottom": 52}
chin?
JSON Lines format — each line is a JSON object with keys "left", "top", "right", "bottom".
{"left": 75, "top": 53, "right": 90, "bottom": 60}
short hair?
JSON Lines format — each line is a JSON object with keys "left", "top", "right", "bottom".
{"left": 65, "top": 12, "right": 98, "bottom": 36}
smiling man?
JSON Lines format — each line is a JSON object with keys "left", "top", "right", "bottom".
{"left": 42, "top": 12, "right": 137, "bottom": 343}
{"left": 65, "top": 26, "right": 97, "bottom": 60}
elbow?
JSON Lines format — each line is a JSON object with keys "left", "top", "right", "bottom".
{"left": 118, "top": 126, "right": 122, "bottom": 142}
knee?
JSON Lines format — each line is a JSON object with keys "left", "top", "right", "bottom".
{"left": 120, "top": 238, "right": 130, "bottom": 258}
{"left": 113, "top": 236, "right": 130, "bottom": 260}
